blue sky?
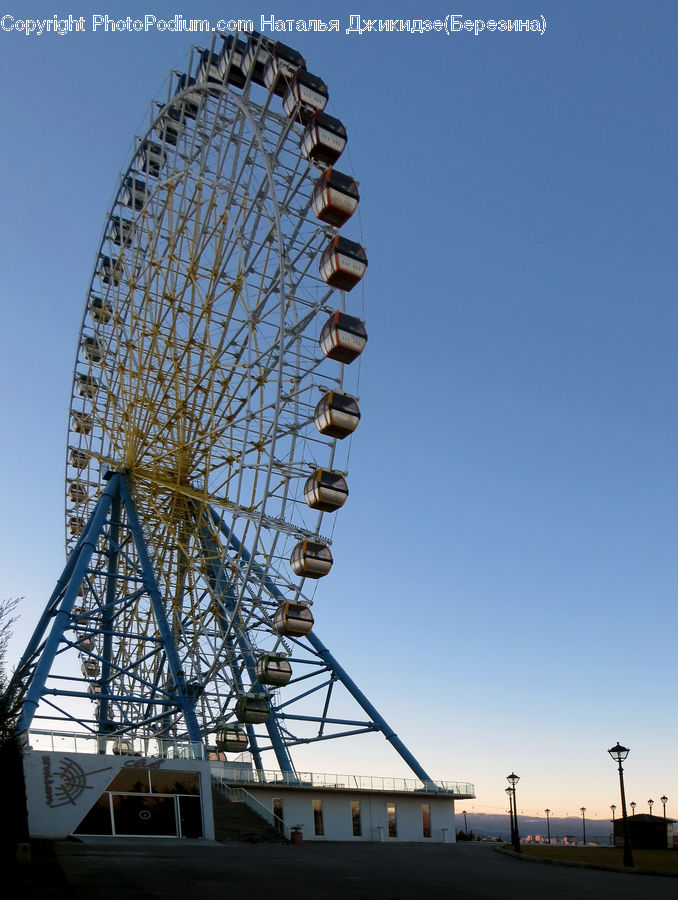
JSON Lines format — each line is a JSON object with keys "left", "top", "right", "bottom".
{"left": 1, "top": 1, "right": 676, "bottom": 823}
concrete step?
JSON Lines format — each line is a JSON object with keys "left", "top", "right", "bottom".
{"left": 211, "top": 787, "right": 287, "bottom": 844}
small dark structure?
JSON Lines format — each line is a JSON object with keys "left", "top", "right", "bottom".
{"left": 613, "top": 813, "right": 675, "bottom": 850}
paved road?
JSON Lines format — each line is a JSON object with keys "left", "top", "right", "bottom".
{"left": 40, "top": 838, "right": 677, "bottom": 899}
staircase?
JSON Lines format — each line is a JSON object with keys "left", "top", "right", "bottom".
{"left": 211, "top": 782, "right": 288, "bottom": 843}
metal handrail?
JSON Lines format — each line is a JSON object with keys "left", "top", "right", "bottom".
{"left": 210, "top": 762, "right": 475, "bottom": 797}
{"left": 25, "top": 729, "right": 475, "bottom": 797}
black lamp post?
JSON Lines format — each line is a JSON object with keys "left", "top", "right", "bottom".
{"left": 505, "top": 787, "right": 514, "bottom": 845}
{"left": 544, "top": 808, "right": 551, "bottom": 844}
{"left": 462, "top": 810, "right": 468, "bottom": 835}
{"left": 580, "top": 807, "right": 587, "bottom": 845}
{"left": 507, "top": 773, "right": 520, "bottom": 853}
{"left": 630, "top": 801, "right": 636, "bottom": 815}
{"left": 610, "top": 804, "right": 616, "bottom": 846}
{"left": 648, "top": 799, "right": 654, "bottom": 816}
{"left": 608, "top": 742, "right": 634, "bottom": 868}
{"left": 661, "top": 796, "right": 668, "bottom": 819}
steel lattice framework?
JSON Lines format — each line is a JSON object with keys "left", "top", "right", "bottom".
{"left": 11, "top": 32, "right": 432, "bottom": 783}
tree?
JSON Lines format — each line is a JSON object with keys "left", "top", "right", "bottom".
{"left": 0, "top": 597, "right": 30, "bottom": 860}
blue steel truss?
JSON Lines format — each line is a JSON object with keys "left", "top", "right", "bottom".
{"left": 12, "top": 473, "right": 432, "bottom": 782}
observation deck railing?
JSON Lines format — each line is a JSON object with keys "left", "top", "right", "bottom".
{"left": 25, "top": 730, "right": 475, "bottom": 798}
{"left": 211, "top": 763, "right": 475, "bottom": 797}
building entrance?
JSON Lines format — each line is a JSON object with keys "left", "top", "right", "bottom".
{"left": 74, "top": 767, "right": 203, "bottom": 838}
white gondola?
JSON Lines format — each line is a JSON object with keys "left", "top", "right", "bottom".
{"left": 301, "top": 111, "right": 347, "bottom": 167}
{"left": 69, "top": 481, "right": 88, "bottom": 504}
{"left": 77, "top": 636, "right": 94, "bottom": 652}
{"left": 99, "top": 254, "right": 121, "bottom": 287}
{"left": 303, "top": 469, "right": 348, "bottom": 512}
{"left": 283, "top": 69, "right": 328, "bottom": 123}
{"left": 82, "top": 336, "right": 104, "bottom": 363}
{"left": 138, "top": 140, "right": 166, "bottom": 178}
{"left": 88, "top": 682, "right": 102, "bottom": 696}
{"left": 314, "top": 391, "right": 361, "bottom": 439}
{"left": 273, "top": 601, "right": 314, "bottom": 637}
{"left": 121, "top": 176, "right": 148, "bottom": 211}
{"left": 155, "top": 114, "right": 182, "bottom": 147}
{"left": 242, "top": 32, "right": 274, "bottom": 85}
{"left": 255, "top": 654, "right": 292, "bottom": 686}
{"left": 320, "top": 236, "right": 368, "bottom": 291}
{"left": 197, "top": 48, "right": 222, "bottom": 89}
{"left": 89, "top": 296, "right": 112, "bottom": 324}
{"left": 311, "top": 168, "right": 359, "bottom": 227}
{"left": 112, "top": 739, "right": 134, "bottom": 755}
{"left": 217, "top": 36, "right": 246, "bottom": 88}
{"left": 172, "top": 73, "right": 201, "bottom": 118}
{"left": 290, "top": 540, "right": 333, "bottom": 579}
{"left": 216, "top": 726, "right": 248, "bottom": 753}
{"left": 69, "top": 447, "right": 89, "bottom": 469}
{"left": 264, "top": 42, "right": 306, "bottom": 96}
{"left": 81, "top": 660, "right": 99, "bottom": 678}
{"left": 75, "top": 373, "right": 99, "bottom": 399}
{"left": 72, "top": 412, "right": 93, "bottom": 435}
{"left": 319, "top": 311, "right": 368, "bottom": 364}
{"left": 235, "top": 693, "right": 270, "bottom": 724}
{"left": 109, "top": 216, "right": 133, "bottom": 246}
{"left": 68, "top": 515, "right": 86, "bottom": 536}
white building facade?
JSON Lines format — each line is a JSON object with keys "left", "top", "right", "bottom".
{"left": 22, "top": 731, "right": 474, "bottom": 843}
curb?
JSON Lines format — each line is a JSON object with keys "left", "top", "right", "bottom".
{"left": 494, "top": 844, "right": 678, "bottom": 879}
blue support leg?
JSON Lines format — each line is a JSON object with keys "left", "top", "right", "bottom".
{"left": 119, "top": 476, "right": 203, "bottom": 748}
{"left": 18, "top": 474, "right": 122, "bottom": 733}
{"left": 307, "top": 632, "right": 435, "bottom": 785}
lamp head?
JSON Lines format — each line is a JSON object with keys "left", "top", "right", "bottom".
{"left": 608, "top": 742, "right": 629, "bottom": 763}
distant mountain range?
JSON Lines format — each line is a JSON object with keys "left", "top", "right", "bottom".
{"left": 457, "top": 812, "right": 614, "bottom": 843}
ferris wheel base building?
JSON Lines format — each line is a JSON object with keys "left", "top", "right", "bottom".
{"left": 23, "top": 737, "right": 474, "bottom": 843}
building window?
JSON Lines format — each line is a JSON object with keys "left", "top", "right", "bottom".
{"left": 272, "top": 798, "right": 284, "bottom": 834}
{"left": 351, "top": 801, "right": 361, "bottom": 836}
{"left": 313, "top": 799, "right": 324, "bottom": 836}
{"left": 387, "top": 801, "right": 397, "bottom": 838}
{"left": 422, "top": 803, "right": 431, "bottom": 838}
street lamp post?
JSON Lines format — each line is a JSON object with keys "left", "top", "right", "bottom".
{"left": 507, "top": 773, "right": 521, "bottom": 853}
{"left": 630, "top": 801, "right": 636, "bottom": 815}
{"left": 608, "top": 742, "right": 634, "bottom": 868}
{"left": 505, "top": 787, "right": 514, "bottom": 846}
{"left": 545, "top": 808, "right": 551, "bottom": 844}
{"left": 610, "top": 804, "right": 616, "bottom": 845}
{"left": 580, "top": 807, "right": 587, "bottom": 845}
{"left": 661, "top": 796, "right": 668, "bottom": 819}
{"left": 462, "top": 810, "right": 468, "bottom": 836}
{"left": 648, "top": 799, "right": 654, "bottom": 816}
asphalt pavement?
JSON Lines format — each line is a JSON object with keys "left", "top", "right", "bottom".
{"left": 14, "top": 838, "right": 678, "bottom": 899}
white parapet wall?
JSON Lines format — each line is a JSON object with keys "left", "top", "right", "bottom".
{"left": 24, "top": 749, "right": 215, "bottom": 840}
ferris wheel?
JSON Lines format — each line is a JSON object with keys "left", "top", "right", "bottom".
{"left": 13, "top": 32, "right": 431, "bottom": 782}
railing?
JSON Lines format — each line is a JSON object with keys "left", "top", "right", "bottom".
{"left": 25, "top": 729, "right": 475, "bottom": 797}
{"left": 26, "top": 728, "right": 205, "bottom": 759}
{"left": 211, "top": 763, "right": 475, "bottom": 797}
{"left": 211, "top": 777, "right": 289, "bottom": 839}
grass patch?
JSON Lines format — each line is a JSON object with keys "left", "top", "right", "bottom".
{"left": 519, "top": 845, "right": 678, "bottom": 872}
